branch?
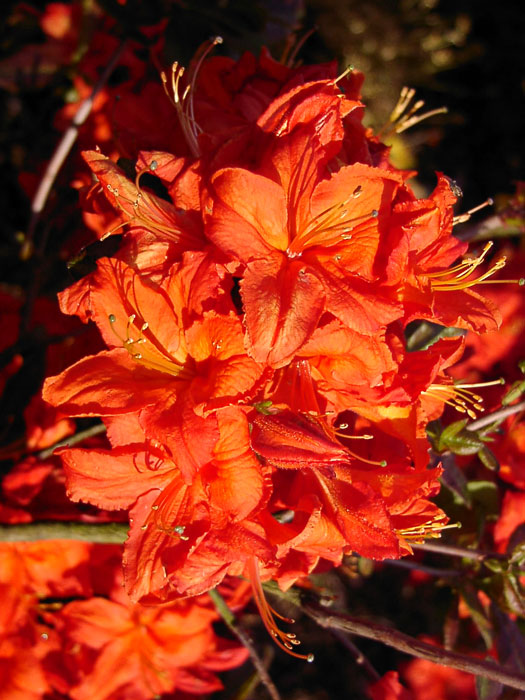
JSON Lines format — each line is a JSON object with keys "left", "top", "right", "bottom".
{"left": 0, "top": 521, "right": 127, "bottom": 543}
{"left": 384, "top": 557, "right": 461, "bottom": 578}
{"left": 411, "top": 541, "right": 507, "bottom": 562}
{"left": 24, "top": 39, "right": 127, "bottom": 252}
{"left": 37, "top": 422, "right": 107, "bottom": 460}
{"left": 466, "top": 400, "right": 525, "bottom": 432}
{"left": 209, "top": 589, "right": 281, "bottom": 700}
{"left": 304, "top": 603, "right": 525, "bottom": 691}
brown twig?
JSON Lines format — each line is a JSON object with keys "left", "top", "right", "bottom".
{"left": 0, "top": 521, "right": 128, "bottom": 543}
{"left": 385, "top": 557, "right": 461, "bottom": 578}
{"left": 411, "top": 541, "right": 507, "bottom": 562}
{"left": 330, "top": 629, "right": 380, "bottom": 682}
{"left": 209, "top": 589, "right": 281, "bottom": 700}
{"left": 466, "top": 401, "right": 525, "bottom": 432}
{"left": 304, "top": 603, "right": 525, "bottom": 691}
{"left": 25, "top": 38, "right": 127, "bottom": 248}
{"left": 37, "top": 422, "right": 107, "bottom": 460}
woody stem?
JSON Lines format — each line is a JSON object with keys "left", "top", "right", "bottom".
{"left": 0, "top": 522, "right": 128, "bottom": 543}
{"left": 466, "top": 400, "right": 525, "bottom": 431}
{"left": 303, "top": 602, "right": 525, "bottom": 691}
{"left": 209, "top": 589, "right": 281, "bottom": 700}
{"left": 37, "top": 422, "right": 107, "bottom": 460}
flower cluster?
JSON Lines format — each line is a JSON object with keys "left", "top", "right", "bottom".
{"left": 42, "top": 40, "right": 505, "bottom": 659}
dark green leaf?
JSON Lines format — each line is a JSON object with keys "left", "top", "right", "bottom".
{"left": 477, "top": 446, "right": 499, "bottom": 472}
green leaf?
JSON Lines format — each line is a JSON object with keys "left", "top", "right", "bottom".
{"left": 440, "top": 454, "right": 472, "bottom": 506}
{"left": 460, "top": 584, "right": 494, "bottom": 648}
{"left": 446, "top": 432, "right": 485, "bottom": 456}
{"left": 405, "top": 320, "right": 465, "bottom": 352}
{"left": 477, "top": 446, "right": 500, "bottom": 472}
{"left": 475, "top": 675, "right": 504, "bottom": 700}
{"left": 502, "top": 379, "right": 525, "bottom": 406}
{"left": 437, "top": 419, "right": 468, "bottom": 452}
{"left": 465, "top": 481, "right": 499, "bottom": 518}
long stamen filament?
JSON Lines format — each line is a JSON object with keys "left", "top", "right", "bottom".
{"left": 423, "top": 378, "right": 503, "bottom": 419}
{"left": 247, "top": 557, "right": 314, "bottom": 662}
{"left": 426, "top": 241, "right": 521, "bottom": 291}
{"left": 108, "top": 314, "right": 192, "bottom": 379}
{"left": 453, "top": 198, "right": 493, "bottom": 225}
{"left": 288, "top": 189, "right": 378, "bottom": 254}
{"left": 397, "top": 517, "right": 457, "bottom": 543}
{"left": 161, "top": 37, "right": 223, "bottom": 158}
{"left": 103, "top": 179, "right": 200, "bottom": 248}
{"left": 380, "top": 86, "right": 447, "bottom": 138}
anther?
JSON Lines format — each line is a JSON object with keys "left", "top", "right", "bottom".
{"left": 453, "top": 198, "right": 494, "bottom": 225}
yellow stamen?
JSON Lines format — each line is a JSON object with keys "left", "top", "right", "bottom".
{"left": 247, "top": 557, "right": 314, "bottom": 662}
{"left": 335, "top": 424, "right": 386, "bottom": 466}
{"left": 453, "top": 198, "right": 493, "bottom": 225}
{"left": 287, "top": 187, "right": 378, "bottom": 255}
{"left": 426, "top": 241, "right": 522, "bottom": 291}
{"left": 380, "top": 86, "right": 447, "bottom": 138}
{"left": 397, "top": 516, "right": 458, "bottom": 543}
{"left": 332, "top": 64, "right": 355, "bottom": 85}
{"left": 161, "top": 37, "right": 223, "bottom": 158}
{"left": 103, "top": 175, "right": 200, "bottom": 249}
{"left": 423, "top": 378, "right": 503, "bottom": 420}
{"left": 108, "top": 313, "right": 193, "bottom": 379}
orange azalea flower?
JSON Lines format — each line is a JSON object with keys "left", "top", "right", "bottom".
{"left": 59, "top": 407, "right": 269, "bottom": 601}
{"left": 81, "top": 150, "right": 204, "bottom": 276}
{"left": 401, "top": 654, "right": 476, "bottom": 700}
{"left": 57, "top": 592, "right": 247, "bottom": 700}
{"left": 206, "top": 125, "right": 404, "bottom": 366}
{"left": 43, "top": 256, "right": 264, "bottom": 480}
{"left": 368, "top": 671, "right": 414, "bottom": 700}
{"left": 250, "top": 410, "right": 447, "bottom": 562}
{"left": 388, "top": 174, "right": 501, "bottom": 333}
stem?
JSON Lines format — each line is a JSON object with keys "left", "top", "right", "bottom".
{"left": 24, "top": 39, "right": 127, "bottom": 253}
{"left": 0, "top": 522, "right": 128, "bottom": 543}
{"left": 412, "top": 541, "right": 508, "bottom": 562}
{"left": 304, "top": 603, "right": 525, "bottom": 691}
{"left": 331, "top": 629, "right": 380, "bottom": 682}
{"left": 384, "top": 557, "right": 461, "bottom": 578}
{"left": 38, "top": 422, "right": 107, "bottom": 460}
{"left": 209, "top": 589, "right": 281, "bottom": 700}
{"left": 466, "top": 401, "right": 525, "bottom": 432}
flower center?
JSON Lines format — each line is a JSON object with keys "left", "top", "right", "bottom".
{"left": 109, "top": 313, "right": 193, "bottom": 379}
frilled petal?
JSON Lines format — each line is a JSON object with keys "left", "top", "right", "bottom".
{"left": 299, "top": 320, "right": 397, "bottom": 389}
{"left": 123, "top": 482, "right": 210, "bottom": 602}
{"left": 82, "top": 150, "right": 203, "bottom": 251}
{"left": 205, "top": 407, "right": 266, "bottom": 521}
{"left": 43, "top": 348, "right": 177, "bottom": 416}
{"left": 241, "top": 256, "right": 325, "bottom": 367}
{"left": 312, "top": 471, "right": 400, "bottom": 559}
{"left": 139, "top": 397, "right": 219, "bottom": 483}
{"left": 319, "top": 265, "right": 403, "bottom": 333}
{"left": 84, "top": 257, "right": 187, "bottom": 362}
{"left": 206, "top": 168, "right": 288, "bottom": 260}
{"left": 257, "top": 79, "right": 360, "bottom": 147}
{"left": 59, "top": 446, "right": 176, "bottom": 510}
